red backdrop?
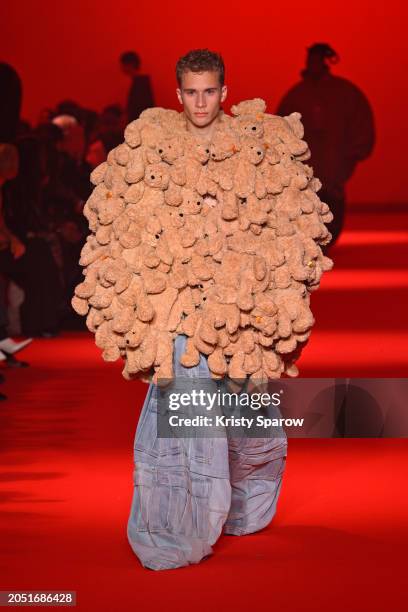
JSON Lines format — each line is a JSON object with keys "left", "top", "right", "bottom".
{"left": 1, "top": 0, "right": 406, "bottom": 203}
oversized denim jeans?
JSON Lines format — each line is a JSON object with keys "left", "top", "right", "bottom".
{"left": 127, "top": 334, "right": 288, "bottom": 570}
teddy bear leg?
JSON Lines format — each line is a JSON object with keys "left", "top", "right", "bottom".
{"left": 222, "top": 435, "right": 288, "bottom": 536}
{"left": 127, "top": 334, "right": 232, "bottom": 570}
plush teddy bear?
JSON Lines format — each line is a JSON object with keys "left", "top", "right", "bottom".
{"left": 72, "top": 99, "right": 333, "bottom": 382}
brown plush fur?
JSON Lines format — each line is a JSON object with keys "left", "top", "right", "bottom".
{"left": 73, "top": 99, "right": 333, "bottom": 384}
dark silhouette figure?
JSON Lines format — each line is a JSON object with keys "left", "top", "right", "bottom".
{"left": 0, "top": 63, "right": 22, "bottom": 144}
{"left": 277, "top": 43, "right": 375, "bottom": 249}
{"left": 120, "top": 51, "right": 155, "bottom": 123}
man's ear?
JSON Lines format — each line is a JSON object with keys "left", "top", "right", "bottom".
{"left": 221, "top": 85, "right": 228, "bottom": 103}
{"left": 176, "top": 88, "right": 183, "bottom": 105}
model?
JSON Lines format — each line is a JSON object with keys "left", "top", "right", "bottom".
{"left": 72, "top": 48, "right": 333, "bottom": 570}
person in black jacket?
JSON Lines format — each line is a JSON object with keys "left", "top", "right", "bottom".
{"left": 277, "top": 43, "right": 375, "bottom": 249}
{"left": 120, "top": 51, "right": 155, "bottom": 123}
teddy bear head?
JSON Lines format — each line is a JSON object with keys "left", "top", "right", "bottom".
{"left": 209, "top": 131, "right": 239, "bottom": 161}
{"left": 237, "top": 116, "right": 264, "bottom": 139}
{"left": 231, "top": 98, "right": 266, "bottom": 117}
{"left": 191, "top": 141, "right": 211, "bottom": 164}
{"left": 144, "top": 162, "right": 170, "bottom": 189}
{"left": 240, "top": 137, "right": 266, "bottom": 164}
{"left": 179, "top": 188, "right": 204, "bottom": 215}
{"left": 156, "top": 137, "right": 184, "bottom": 164}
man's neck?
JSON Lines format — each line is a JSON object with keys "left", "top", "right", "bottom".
{"left": 184, "top": 111, "right": 222, "bottom": 141}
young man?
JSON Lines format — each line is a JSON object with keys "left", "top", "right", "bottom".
{"left": 175, "top": 49, "right": 227, "bottom": 140}
{"left": 126, "top": 49, "right": 288, "bottom": 571}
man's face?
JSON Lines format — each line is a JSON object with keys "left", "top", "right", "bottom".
{"left": 176, "top": 70, "right": 227, "bottom": 129}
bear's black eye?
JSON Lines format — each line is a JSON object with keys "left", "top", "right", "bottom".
{"left": 211, "top": 153, "right": 216, "bottom": 158}
{"left": 151, "top": 175, "right": 155, "bottom": 179}
{"left": 155, "top": 234, "right": 160, "bottom": 239}
{"left": 252, "top": 126, "right": 256, "bottom": 131}
{"left": 196, "top": 201, "right": 200, "bottom": 205}
{"left": 290, "top": 155, "right": 294, "bottom": 160}
{"left": 257, "top": 151, "right": 261, "bottom": 155}
{"left": 158, "top": 149, "right": 163, "bottom": 154}
{"left": 205, "top": 149, "right": 209, "bottom": 154}
{"left": 203, "top": 296, "right": 206, "bottom": 301}
{"left": 179, "top": 213, "right": 184, "bottom": 217}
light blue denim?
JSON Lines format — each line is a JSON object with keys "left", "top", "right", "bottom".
{"left": 127, "top": 334, "right": 288, "bottom": 570}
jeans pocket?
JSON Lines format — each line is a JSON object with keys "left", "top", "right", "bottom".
{"left": 133, "top": 467, "right": 195, "bottom": 535}
{"left": 190, "top": 474, "right": 210, "bottom": 540}
{"left": 163, "top": 469, "right": 193, "bottom": 536}
{"left": 131, "top": 468, "right": 153, "bottom": 532}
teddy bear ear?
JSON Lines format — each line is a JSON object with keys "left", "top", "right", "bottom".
{"left": 124, "top": 120, "right": 142, "bottom": 148}
{"left": 284, "top": 112, "right": 305, "bottom": 139}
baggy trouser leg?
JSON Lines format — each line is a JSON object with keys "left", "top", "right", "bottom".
{"left": 127, "top": 335, "right": 232, "bottom": 570}
{"left": 127, "top": 458, "right": 231, "bottom": 570}
{"left": 223, "top": 436, "right": 288, "bottom": 536}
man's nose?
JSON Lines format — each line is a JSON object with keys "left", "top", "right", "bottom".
{"left": 196, "top": 93, "right": 206, "bottom": 108}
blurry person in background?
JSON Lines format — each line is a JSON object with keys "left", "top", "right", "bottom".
{"left": 98, "top": 104, "right": 124, "bottom": 148}
{"left": 53, "top": 100, "right": 99, "bottom": 148}
{"left": 1, "top": 131, "right": 63, "bottom": 339}
{"left": 57, "top": 216, "right": 86, "bottom": 328}
{"left": 52, "top": 114, "right": 86, "bottom": 163}
{"left": 0, "top": 143, "right": 33, "bottom": 363}
{"left": 0, "top": 63, "right": 33, "bottom": 369}
{"left": 3, "top": 115, "right": 88, "bottom": 337}
{"left": 85, "top": 104, "right": 124, "bottom": 169}
{"left": 120, "top": 51, "right": 155, "bottom": 123}
{"left": 50, "top": 113, "right": 92, "bottom": 214}
{"left": 0, "top": 62, "right": 22, "bottom": 144}
{"left": 277, "top": 43, "right": 375, "bottom": 250}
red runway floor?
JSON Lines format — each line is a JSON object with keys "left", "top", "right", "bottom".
{"left": 0, "top": 208, "right": 407, "bottom": 611}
